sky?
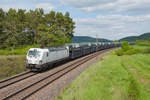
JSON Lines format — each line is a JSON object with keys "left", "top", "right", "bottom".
{"left": 0, "top": 0, "right": 150, "bottom": 40}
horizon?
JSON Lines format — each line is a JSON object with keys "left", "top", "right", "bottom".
{"left": 74, "top": 32, "right": 150, "bottom": 40}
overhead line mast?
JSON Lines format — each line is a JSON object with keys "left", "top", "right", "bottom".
{"left": 96, "top": 34, "right": 98, "bottom": 43}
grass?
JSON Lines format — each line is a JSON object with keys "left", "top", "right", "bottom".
{"left": 133, "top": 45, "right": 149, "bottom": 49}
{"left": 0, "top": 45, "right": 40, "bottom": 80}
{"left": 0, "top": 45, "right": 40, "bottom": 55}
{"left": 0, "top": 45, "right": 39, "bottom": 80}
{"left": 55, "top": 53, "right": 150, "bottom": 100}
{"left": 114, "top": 43, "right": 150, "bottom": 56}
{"left": 0, "top": 55, "right": 27, "bottom": 80}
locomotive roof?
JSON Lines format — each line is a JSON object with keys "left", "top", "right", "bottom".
{"left": 29, "top": 46, "right": 67, "bottom": 52}
{"left": 44, "top": 46, "right": 67, "bottom": 51}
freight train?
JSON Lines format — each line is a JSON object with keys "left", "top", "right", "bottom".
{"left": 26, "top": 42, "right": 122, "bottom": 71}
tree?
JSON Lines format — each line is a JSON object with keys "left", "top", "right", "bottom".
{"left": 45, "top": 11, "right": 55, "bottom": 26}
{"left": 0, "top": 8, "right": 6, "bottom": 45}
{"left": 114, "top": 40, "right": 118, "bottom": 42}
{"left": 4, "top": 8, "right": 18, "bottom": 46}
{"left": 63, "top": 12, "right": 75, "bottom": 39}
{"left": 0, "top": 8, "right": 75, "bottom": 48}
{"left": 121, "top": 41, "right": 132, "bottom": 51}
{"left": 26, "top": 8, "right": 44, "bottom": 44}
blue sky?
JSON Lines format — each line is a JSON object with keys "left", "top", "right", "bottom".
{"left": 0, "top": 0, "right": 150, "bottom": 40}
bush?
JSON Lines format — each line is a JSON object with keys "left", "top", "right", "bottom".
{"left": 124, "top": 48, "right": 141, "bottom": 55}
{"left": 121, "top": 41, "right": 133, "bottom": 51}
{"left": 115, "top": 49, "right": 124, "bottom": 56}
{"left": 136, "top": 40, "right": 150, "bottom": 46}
{"left": 115, "top": 47, "right": 150, "bottom": 56}
{"left": 114, "top": 41, "right": 150, "bottom": 56}
{"left": 143, "top": 48, "right": 150, "bottom": 53}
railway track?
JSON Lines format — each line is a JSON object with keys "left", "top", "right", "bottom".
{"left": 0, "top": 49, "right": 113, "bottom": 100}
{"left": 0, "top": 71, "right": 37, "bottom": 89}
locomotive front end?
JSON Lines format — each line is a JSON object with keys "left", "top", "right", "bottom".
{"left": 26, "top": 48, "right": 43, "bottom": 70}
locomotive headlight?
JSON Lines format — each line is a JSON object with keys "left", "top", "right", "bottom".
{"left": 39, "top": 60, "right": 42, "bottom": 64}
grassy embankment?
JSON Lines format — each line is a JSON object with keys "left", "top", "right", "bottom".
{"left": 0, "top": 45, "right": 40, "bottom": 80}
{"left": 55, "top": 45, "right": 150, "bottom": 100}
{"left": 0, "top": 55, "right": 27, "bottom": 80}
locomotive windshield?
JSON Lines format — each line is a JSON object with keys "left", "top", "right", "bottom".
{"left": 28, "top": 50, "right": 40, "bottom": 57}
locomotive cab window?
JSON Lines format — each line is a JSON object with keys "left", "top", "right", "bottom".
{"left": 28, "top": 50, "right": 40, "bottom": 57}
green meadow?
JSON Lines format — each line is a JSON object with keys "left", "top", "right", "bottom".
{"left": 55, "top": 46, "right": 150, "bottom": 100}
{"left": 0, "top": 55, "right": 27, "bottom": 80}
{"left": 0, "top": 45, "right": 40, "bottom": 55}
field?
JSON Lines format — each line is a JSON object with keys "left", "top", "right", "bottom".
{"left": 0, "top": 45, "right": 40, "bottom": 55}
{"left": 0, "top": 55, "right": 27, "bottom": 80}
{"left": 55, "top": 48, "right": 150, "bottom": 100}
{"left": 133, "top": 45, "right": 149, "bottom": 49}
{"left": 0, "top": 45, "right": 35, "bottom": 80}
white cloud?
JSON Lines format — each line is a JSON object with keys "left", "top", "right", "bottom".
{"left": 35, "top": 3, "right": 56, "bottom": 10}
{"left": 59, "top": 0, "right": 150, "bottom": 39}
{"left": 0, "top": 0, "right": 17, "bottom": 2}
{"left": 32, "top": 0, "right": 52, "bottom": 2}
{"left": 0, "top": 5, "right": 19, "bottom": 11}
{"left": 59, "top": 0, "right": 116, "bottom": 7}
{"left": 60, "top": 0, "right": 150, "bottom": 14}
{"left": 74, "top": 14, "right": 150, "bottom": 40}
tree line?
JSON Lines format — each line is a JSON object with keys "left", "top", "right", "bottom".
{"left": 0, "top": 8, "right": 75, "bottom": 48}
